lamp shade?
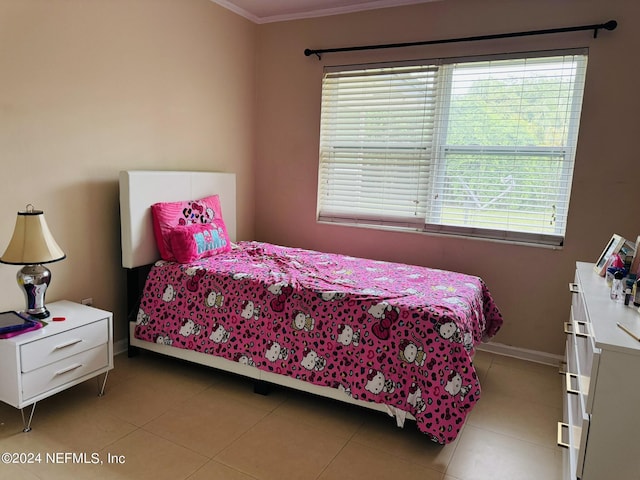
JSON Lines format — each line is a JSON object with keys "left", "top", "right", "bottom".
{"left": 0, "top": 206, "right": 65, "bottom": 265}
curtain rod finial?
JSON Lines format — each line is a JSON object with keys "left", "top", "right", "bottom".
{"left": 593, "top": 20, "right": 617, "bottom": 38}
{"left": 593, "top": 20, "right": 618, "bottom": 38}
{"left": 304, "top": 48, "right": 322, "bottom": 60}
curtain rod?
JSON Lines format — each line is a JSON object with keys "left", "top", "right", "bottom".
{"left": 304, "top": 20, "right": 617, "bottom": 59}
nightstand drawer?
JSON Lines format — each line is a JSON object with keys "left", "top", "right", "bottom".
{"left": 20, "top": 319, "right": 108, "bottom": 373}
{"left": 21, "top": 344, "right": 109, "bottom": 401}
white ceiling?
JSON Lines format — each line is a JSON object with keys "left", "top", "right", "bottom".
{"left": 211, "top": 0, "right": 436, "bottom": 24}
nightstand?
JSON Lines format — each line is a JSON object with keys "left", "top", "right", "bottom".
{"left": 0, "top": 300, "right": 113, "bottom": 432}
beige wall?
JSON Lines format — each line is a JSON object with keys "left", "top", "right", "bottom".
{"left": 254, "top": 0, "right": 640, "bottom": 355}
{"left": 0, "top": 0, "right": 256, "bottom": 343}
{"left": 1, "top": 0, "right": 636, "bottom": 357}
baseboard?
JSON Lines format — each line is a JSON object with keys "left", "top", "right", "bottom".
{"left": 477, "top": 341, "right": 563, "bottom": 367}
{"left": 114, "top": 338, "right": 128, "bottom": 356}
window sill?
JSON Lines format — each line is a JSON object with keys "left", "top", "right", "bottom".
{"left": 317, "top": 218, "right": 564, "bottom": 250}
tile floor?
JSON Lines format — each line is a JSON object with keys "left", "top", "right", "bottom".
{"left": 0, "top": 350, "right": 563, "bottom": 480}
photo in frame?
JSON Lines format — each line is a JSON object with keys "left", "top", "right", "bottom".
{"left": 594, "top": 234, "right": 626, "bottom": 276}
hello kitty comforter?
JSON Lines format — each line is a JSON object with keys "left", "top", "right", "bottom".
{"left": 135, "top": 241, "right": 502, "bottom": 444}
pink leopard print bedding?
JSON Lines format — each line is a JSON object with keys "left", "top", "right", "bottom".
{"left": 135, "top": 241, "right": 503, "bottom": 444}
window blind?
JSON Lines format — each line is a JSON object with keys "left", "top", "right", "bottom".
{"left": 318, "top": 65, "right": 438, "bottom": 226}
{"left": 317, "top": 50, "right": 588, "bottom": 245}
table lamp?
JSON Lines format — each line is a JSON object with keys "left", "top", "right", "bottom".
{"left": 0, "top": 205, "right": 66, "bottom": 318}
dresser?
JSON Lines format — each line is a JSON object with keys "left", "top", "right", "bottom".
{"left": 560, "top": 262, "right": 640, "bottom": 479}
{"left": 0, "top": 300, "right": 113, "bottom": 432}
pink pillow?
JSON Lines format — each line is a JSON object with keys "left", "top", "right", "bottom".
{"left": 168, "top": 221, "right": 231, "bottom": 263}
{"left": 151, "top": 195, "right": 225, "bottom": 261}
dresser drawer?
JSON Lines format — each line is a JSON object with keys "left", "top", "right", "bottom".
{"left": 562, "top": 333, "right": 590, "bottom": 479}
{"left": 570, "top": 280, "right": 586, "bottom": 326}
{"left": 565, "top": 381, "right": 590, "bottom": 480}
{"left": 21, "top": 344, "right": 109, "bottom": 401}
{"left": 566, "top": 329, "right": 578, "bottom": 381}
{"left": 567, "top": 279, "right": 601, "bottom": 412}
{"left": 570, "top": 317, "right": 600, "bottom": 413}
{"left": 20, "top": 319, "right": 108, "bottom": 373}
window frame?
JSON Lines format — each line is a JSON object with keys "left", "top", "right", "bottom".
{"left": 317, "top": 49, "right": 588, "bottom": 247}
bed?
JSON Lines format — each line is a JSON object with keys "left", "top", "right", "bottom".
{"left": 119, "top": 170, "right": 503, "bottom": 445}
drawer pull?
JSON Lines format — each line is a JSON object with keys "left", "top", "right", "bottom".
{"left": 569, "top": 283, "right": 581, "bottom": 294}
{"left": 564, "top": 322, "right": 573, "bottom": 335}
{"left": 565, "top": 320, "right": 591, "bottom": 338}
{"left": 558, "top": 361, "right": 567, "bottom": 376}
{"left": 574, "top": 320, "right": 591, "bottom": 338}
{"left": 54, "top": 339, "right": 83, "bottom": 350}
{"left": 557, "top": 422, "right": 570, "bottom": 449}
{"left": 54, "top": 363, "right": 83, "bottom": 376}
{"left": 565, "top": 372, "right": 580, "bottom": 395}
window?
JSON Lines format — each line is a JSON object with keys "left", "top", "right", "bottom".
{"left": 317, "top": 50, "right": 588, "bottom": 245}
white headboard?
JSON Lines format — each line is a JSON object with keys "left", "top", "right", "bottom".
{"left": 119, "top": 170, "right": 237, "bottom": 268}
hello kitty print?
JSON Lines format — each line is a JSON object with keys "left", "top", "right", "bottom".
{"left": 135, "top": 241, "right": 502, "bottom": 444}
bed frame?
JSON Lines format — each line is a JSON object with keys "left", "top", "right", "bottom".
{"left": 119, "top": 170, "right": 409, "bottom": 419}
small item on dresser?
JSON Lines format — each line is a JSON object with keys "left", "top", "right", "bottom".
{"left": 624, "top": 276, "right": 635, "bottom": 305}
{"left": 634, "top": 278, "right": 640, "bottom": 307}
{"left": 610, "top": 270, "right": 625, "bottom": 301}
{"left": 607, "top": 265, "right": 627, "bottom": 287}
{"left": 610, "top": 252, "right": 625, "bottom": 269}
{"left": 617, "top": 321, "right": 640, "bottom": 342}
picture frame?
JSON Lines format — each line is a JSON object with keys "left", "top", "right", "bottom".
{"left": 594, "top": 234, "right": 626, "bottom": 276}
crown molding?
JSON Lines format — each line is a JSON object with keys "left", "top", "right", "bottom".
{"left": 210, "top": 0, "right": 437, "bottom": 24}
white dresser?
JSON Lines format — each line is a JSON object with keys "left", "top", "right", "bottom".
{"left": 560, "top": 262, "right": 640, "bottom": 479}
{"left": 0, "top": 300, "right": 113, "bottom": 431}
